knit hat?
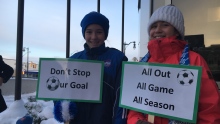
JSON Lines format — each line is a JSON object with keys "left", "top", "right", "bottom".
{"left": 80, "top": 11, "right": 109, "bottom": 40}
{"left": 16, "top": 115, "right": 33, "bottom": 124}
{"left": 147, "top": 5, "right": 185, "bottom": 39}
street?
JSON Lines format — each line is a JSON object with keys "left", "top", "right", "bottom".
{"left": 1, "top": 78, "right": 37, "bottom": 95}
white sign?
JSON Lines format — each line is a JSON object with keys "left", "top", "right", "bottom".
{"left": 120, "top": 62, "right": 202, "bottom": 123}
{"left": 36, "top": 58, "right": 104, "bottom": 103}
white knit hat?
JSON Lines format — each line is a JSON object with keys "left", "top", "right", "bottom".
{"left": 148, "top": 5, "right": 185, "bottom": 39}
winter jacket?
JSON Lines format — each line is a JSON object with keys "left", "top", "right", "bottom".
{"left": 127, "top": 37, "right": 220, "bottom": 124}
{"left": 69, "top": 43, "right": 128, "bottom": 124}
{"left": 0, "top": 55, "right": 14, "bottom": 112}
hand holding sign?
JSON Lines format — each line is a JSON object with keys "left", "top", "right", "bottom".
{"left": 148, "top": 115, "right": 154, "bottom": 123}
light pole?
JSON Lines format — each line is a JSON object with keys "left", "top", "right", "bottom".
{"left": 23, "top": 47, "right": 29, "bottom": 77}
{"left": 123, "top": 41, "right": 136, "bottom": 54}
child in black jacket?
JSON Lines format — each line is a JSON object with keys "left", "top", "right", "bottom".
{"left": 0, "top": 55, "right": 14, "bottom": 112}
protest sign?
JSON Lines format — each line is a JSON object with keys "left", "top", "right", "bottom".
{"left": 120, "top": 62, "right": 202, "bottom": 123}
{"left": 36, "top": 58, "right": 104, "bottom": 103}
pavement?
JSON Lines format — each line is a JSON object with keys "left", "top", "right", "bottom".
{"left": 1, "top": 78, "right": 38, "bottom": 95}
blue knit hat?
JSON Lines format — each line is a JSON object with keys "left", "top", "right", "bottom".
{"left": 80, "top": 11, "right": 109, "bottom": 40}
{"left": 16, "top": 115, "right": 33, "bottom": 124}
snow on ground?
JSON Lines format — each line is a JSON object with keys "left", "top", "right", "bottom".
{"left": 0, "top": 92, "right": 63, "bottom": 124}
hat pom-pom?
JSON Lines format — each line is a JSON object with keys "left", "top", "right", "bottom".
{"left": 54, "top": 101, "right": 77, "bottom": 123}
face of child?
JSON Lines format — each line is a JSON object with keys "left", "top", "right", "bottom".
{"left": 149, "top": 21, "right": 179, "bottom": 40}
{"left": 85, "top": 24, "right": 105, "bottom": 48}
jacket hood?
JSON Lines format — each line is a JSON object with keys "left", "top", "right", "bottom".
{"left": 147, "top": 36, "right": 187, "bottom": 63}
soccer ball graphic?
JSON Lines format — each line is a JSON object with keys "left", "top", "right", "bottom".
{"left": 177, "top": 70, "right": 194, "bottom": 86}
{"left": 46, "top": 76, "right": 60, "bottom": 91}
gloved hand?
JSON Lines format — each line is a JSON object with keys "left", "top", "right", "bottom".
{"left": 136, "top": 120, "right": 153, "bottom": 124}
{"left": 0, "top": 55, "right": 14, "bottom": 83}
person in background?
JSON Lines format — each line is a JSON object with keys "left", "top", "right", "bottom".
{"left": 127, "top": 5, "right": 220, "bottom": 124}
{"left": 54, "top": 11, "right": 128, "bottom": 124}
{"left": 0, "top": 55, "right": 14, "bottom": 112}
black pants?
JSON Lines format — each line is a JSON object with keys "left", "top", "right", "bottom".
{"left": 0, "top": 89, "right": 7, "bottom": 112}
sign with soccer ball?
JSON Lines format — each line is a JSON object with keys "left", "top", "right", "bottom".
{"left": 36, "top": 58, "right": 104, "bottom": 103}
{"left": 120, "top": 62, "right": 202, "bottom": 123}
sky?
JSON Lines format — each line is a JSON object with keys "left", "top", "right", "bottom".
{"left": 0, "top": 0, "right": 140, "bottom": 63}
